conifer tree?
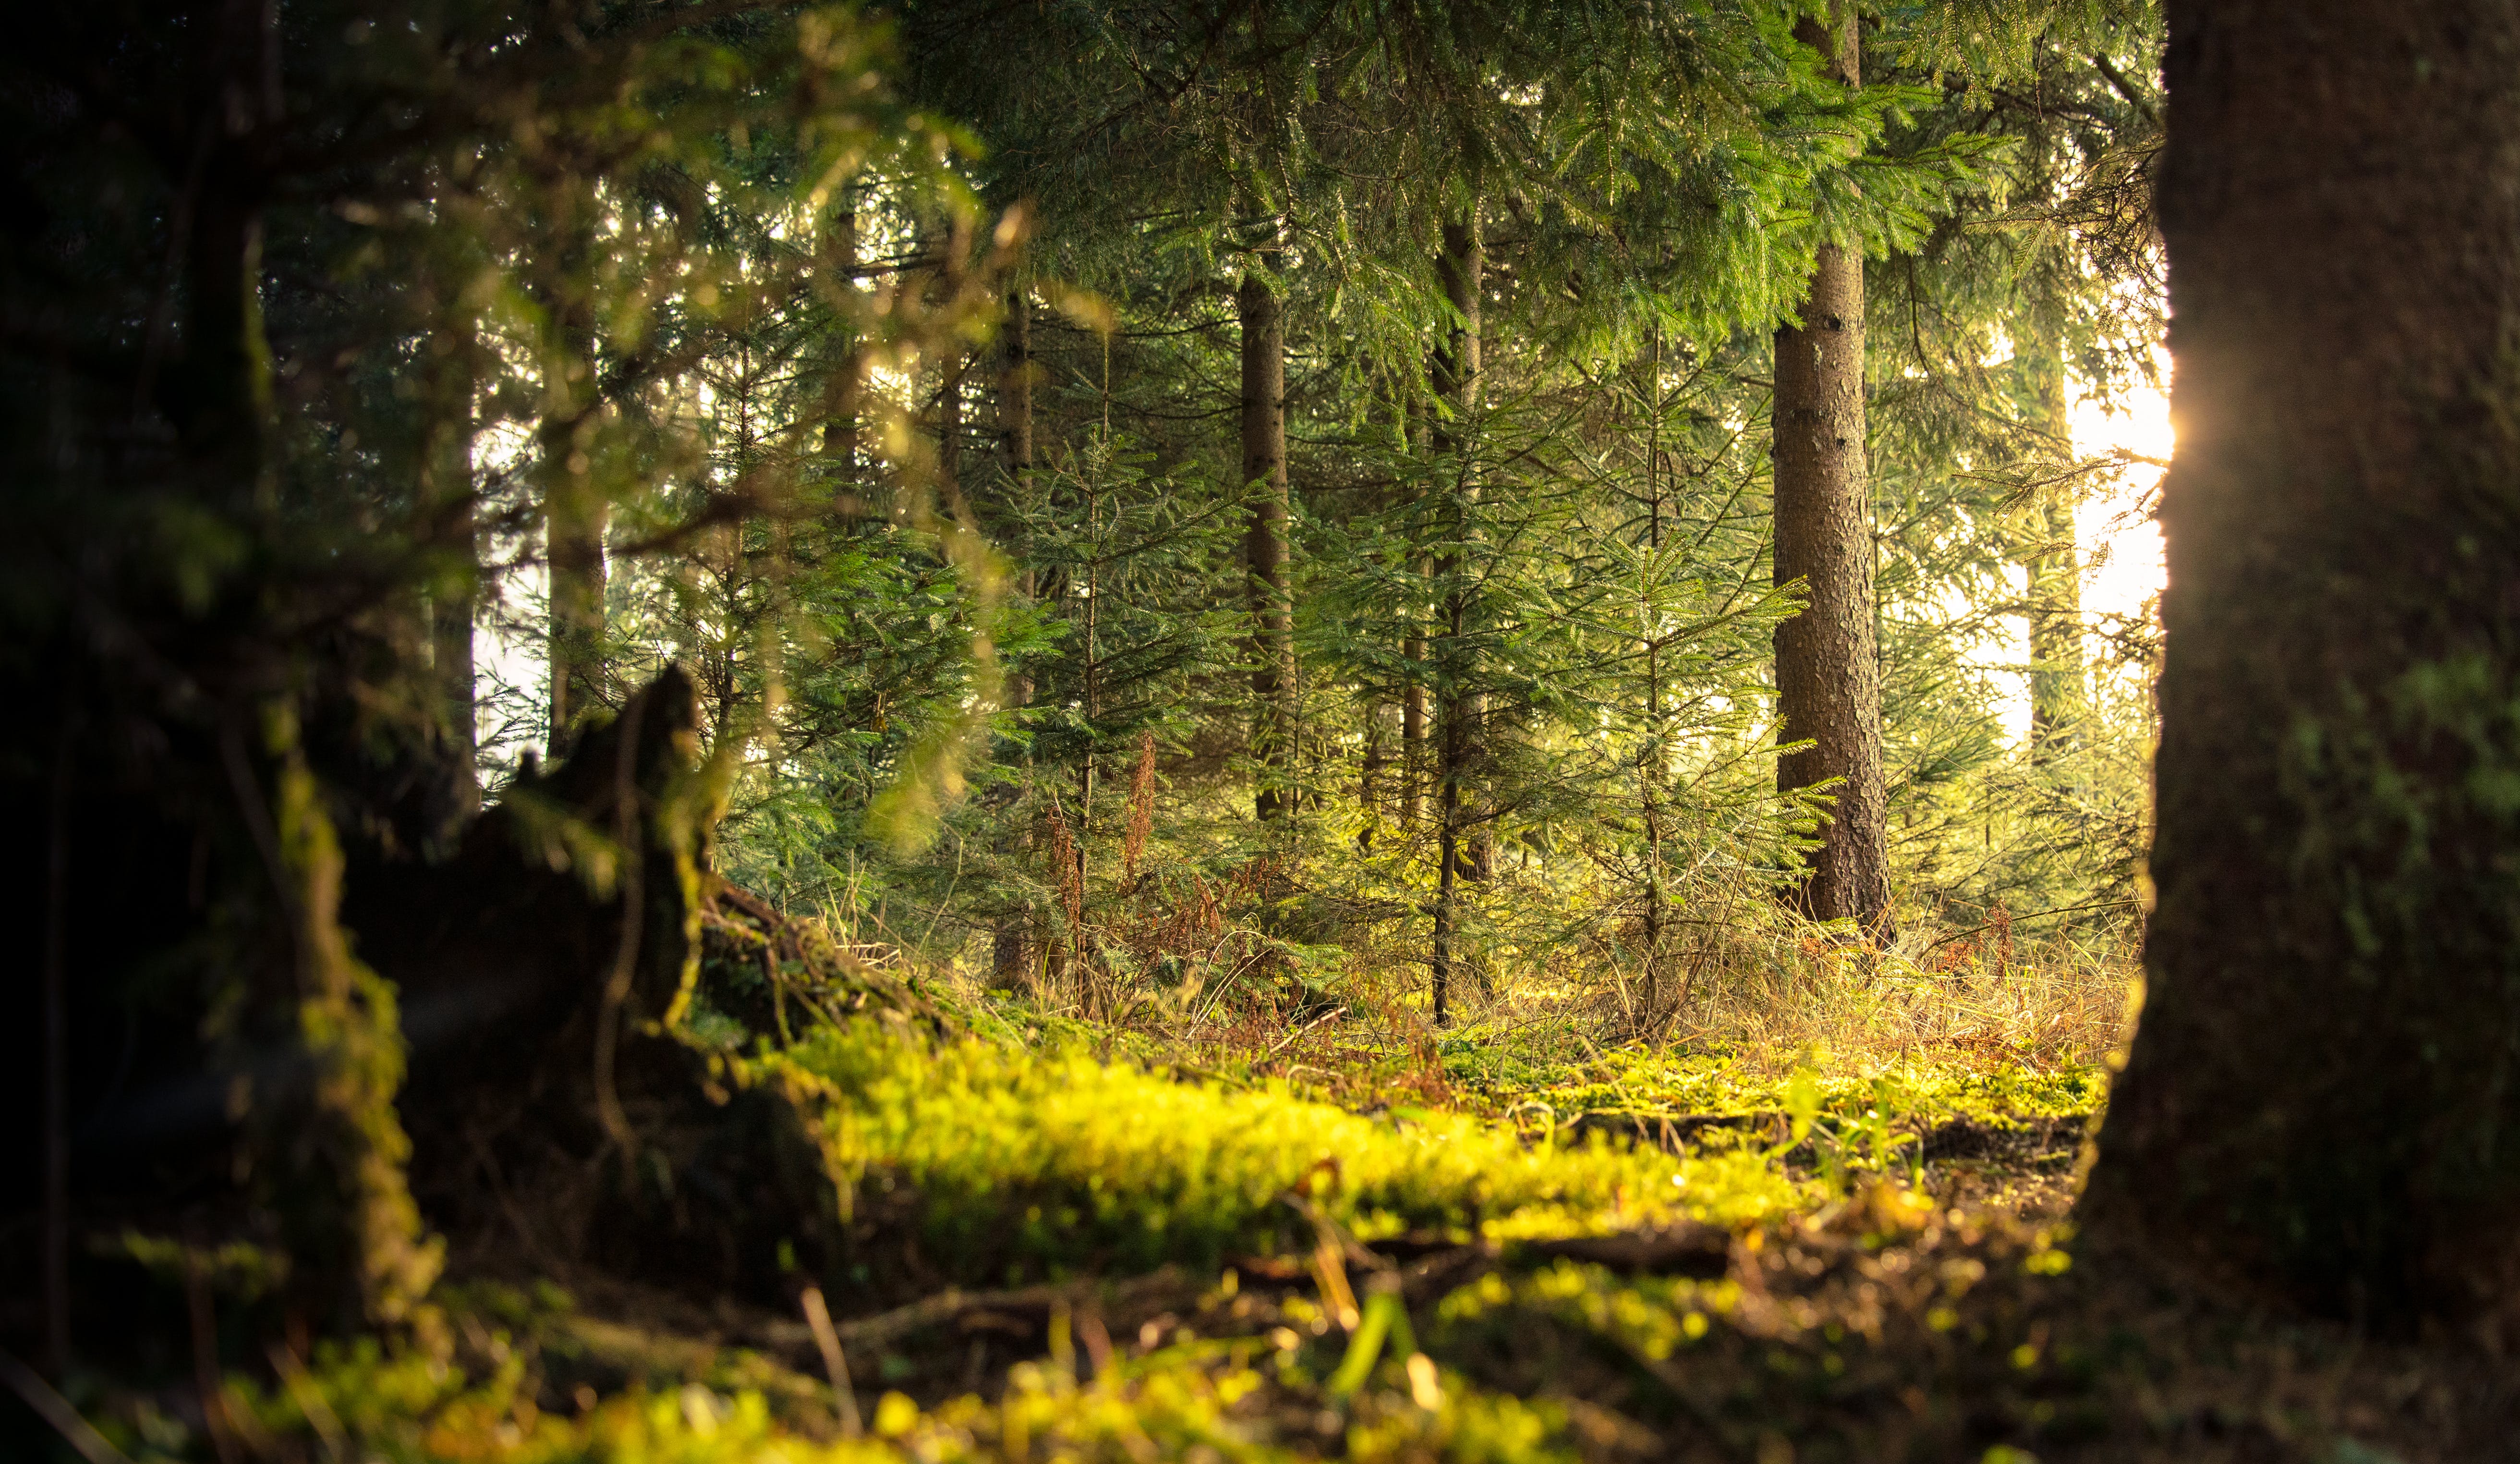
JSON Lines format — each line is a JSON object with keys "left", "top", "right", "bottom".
{"left": 796, "top": 0, "right": 2155, "bottom": 997}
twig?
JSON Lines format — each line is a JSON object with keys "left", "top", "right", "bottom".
{"left": 1264, "top": 1005, "right": 1347, "bottom": 1060}
{"left": 184, "top": 1265, "right": 240, "bottom": 1464}
{"left": 765, "top": 1270, "right": 1192, "bottom": 1358}
{"left": 0, "top": 1349, "right": 135, "bottom": 1464}
{"left": 266, "top": 1344, "right": 347, "bottom": 1462}
{"left": 797, "top": 1287, "right": 862, "bottom": 1438}
{"left": 1924, "top": 898, "right": 2140, "bottom": 953}
{"left": 2089, "top": 52, "right": 2162, "bottom": 128}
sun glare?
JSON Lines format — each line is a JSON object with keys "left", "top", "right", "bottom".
{"left": 1978, "top": 368, "right": 2170, "bottom": 743}
{"left": 2071, "top": 372, "right": 2171, "bottom": 625}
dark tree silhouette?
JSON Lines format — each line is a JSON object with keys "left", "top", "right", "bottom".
{"left": 2085, "top": 0, "right": 2520, "bottom": 1341}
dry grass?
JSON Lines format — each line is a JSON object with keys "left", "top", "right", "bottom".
{"left": 1375, "top": 897, "right": 2142, "bottom": 1087}
{"left": 1670, "top": 919, "right": 2142, "bottom": 1074}
{"left": 907, "top": 897, "right": 2143, "bottom": 1125}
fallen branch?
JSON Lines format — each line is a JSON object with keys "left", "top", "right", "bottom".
{"left": 755, "top": 1268, "right": 1199, "bottom": 1357}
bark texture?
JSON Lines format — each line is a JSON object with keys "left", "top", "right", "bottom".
{"left": 1241, "top": 256, "right": 1296, "bottom": 822}
{"left": 1770, "top": 7, "right": 1886, "bottom": 931}
{"left": 2082, "top": 0, "right": 2520, "bottom": 1342}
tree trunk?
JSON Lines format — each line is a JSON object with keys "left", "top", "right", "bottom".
{"left": 40, "top": 717, "right": 71, "bottom": 1377}
{"left": 1402, "top": 393, "right": 1430, "bottom": 833}
{"left": 2025, "top": 355, "right": 2084, "bottom": 763}
{"left": 1770, "top": 7, "right": 1887, "bottom": 933}
{"left": 821, "top": 201, "right": 861, "bottom": 472}
{"left": 1638, "top": 333, "right": 1670, "bottom": 1027}
{"left": 993, "top": 289, "right": 1035, "bottom": 990}
{"left": 1358, "top": 703, "right": 1385, "bottom": 853}
{"left": 2081, "top": 0, "right": 2520, "bottom": 1342}
{"left": 424, "top": 305, "right": 480, "bottom": 843}
{"left": 545, "top": 440, "right": 606, "bottom": 754}
{"left": 542, "top": 214, "right": 606, "bottom": 756}
{"left": 1430, "top": 212, "right": 1481, "bottom": 1021}
{"left": 936, "top": 347, "right": 966, "bottom": 507}
{"left": 1001, "top": 286, "right": 1035, "bottom": 493}
{"left": 1401, "top": 657, "right": 1426, "bottom": 830}
{"left": 1241, "top": 253, "right": 1296, "bottom": 822}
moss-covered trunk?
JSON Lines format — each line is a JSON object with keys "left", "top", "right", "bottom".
{"left": 2083, "top": 0, "right": 2520, "bottom": 1340}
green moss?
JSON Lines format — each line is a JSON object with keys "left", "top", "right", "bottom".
{"left": 761, "top": 1025, "right": 1811, "bottom": 1282}
{"left": 120, "top": 1019, "right": 2127, "bottom": 1464}
{"left": 1516, "top": 1049, "right": 2102, "bottom": 1133}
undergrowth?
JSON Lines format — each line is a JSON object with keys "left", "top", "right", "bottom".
{"left": 97, "top": 932, "right": 2497, "bottom": 1464}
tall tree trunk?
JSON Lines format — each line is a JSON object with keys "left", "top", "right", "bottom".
{"left": 542, "top": 209, "right": 605, "bottom": 755}
{"left": 211, "top": 0, "right": 442, "bottom": 1326}
{"left": 936, "top": 348, "right": 966, "bottom": 507}
{"left": 2081, "top": 0, "right": 2520, "bottom": 1341}
{"left": 1357, "top": 704, "right": 1385, "bottom": 853}
{"left": 1429, "top": 212, "right": 1481, "bottom": 1023}
{"left": 820, "top": 200, "right": 861, "bottom": 472}
{"left": 991, "top": 288, "right": 1036, "bottom": 990}
{"left": 1001, "top": 286, "right": 1035, "bottom": 494}
{"left": 544, "top": 415, "right": 606, "bottom": 753}
{"left": 1638, "top": 332, "right": 1670, "bottom": 1027}
{"left": 1771, "top": 7, "right": 1888, "bottom": 932}
{"left": 424, "top": 305, "right": 479, "bottom": 843}
{"left": 40, "top": 716, "right": 71, "bottom": 1377}
{"left": 1401, "top": 653, "right": 1426, "bottom": 830}
{"left": 1402, "top": 392, "right": 1430, "bottom": 833}
{"left": 2024, "top": 355, "right": 2084, "bottom": 763}
{"left": 1242, "top": 250, "right": 1296, "bottom": 822}
{"left": 999, "top": 286, "right": 1037, "bottom": 631}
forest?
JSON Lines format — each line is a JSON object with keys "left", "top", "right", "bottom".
{"left": 9, "top": 0, "right": 2520, "bottom": 1459}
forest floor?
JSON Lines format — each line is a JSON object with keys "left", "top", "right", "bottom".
{"left": 57, "top": 920, "right": 2520, "bottom": 1464}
